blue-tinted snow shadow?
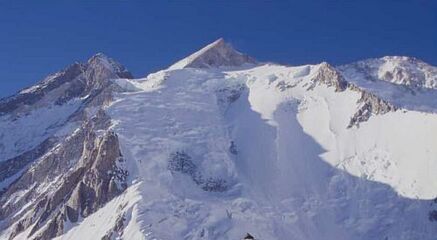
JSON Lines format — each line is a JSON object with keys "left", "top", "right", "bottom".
{"left": 225, "top": 90, "right": 437, "bottom": 239}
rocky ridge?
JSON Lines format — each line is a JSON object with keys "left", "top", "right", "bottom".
{"left": 0, "top": 54, "right": 130, "bottom": 239}
{"left": 1, "top": 39, "right": 436, "bottom": 239}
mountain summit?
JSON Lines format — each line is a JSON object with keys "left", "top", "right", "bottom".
{"left": 169, "top": 38, "right": 256, "bottom": 69}
{"left": 1, "top": 42, "right": 437, "bottom": 240}
{"left": 87, "top": 53, "right": 133, "bottom": 80}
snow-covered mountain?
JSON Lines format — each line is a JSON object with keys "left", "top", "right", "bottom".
{"left": 339, "top": 56, "right": 437, "bottom": 89}
{"left": 1, "top": 39, "right": 437, "bottom": 240}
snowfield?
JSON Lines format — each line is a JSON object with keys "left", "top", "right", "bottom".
{"left": 2, "top": 39, "right": 437, "bottom": 240}
{"left": 81, "top": 62, "right": 437, "bottom": 239}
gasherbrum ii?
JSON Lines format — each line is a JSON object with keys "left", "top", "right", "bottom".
{"left": 1, "top": 39, "right": 437, "bottom": 240}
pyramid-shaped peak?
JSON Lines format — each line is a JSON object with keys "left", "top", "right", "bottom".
{"left": 169, "top": 38, "right": 256, "bottom": 70}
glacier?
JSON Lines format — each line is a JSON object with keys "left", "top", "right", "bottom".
{"left": 1, "top": 39, "right": 437, "bottom": 240}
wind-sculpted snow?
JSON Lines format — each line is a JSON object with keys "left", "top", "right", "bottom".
{"left": 2, "top": 39, "right": 437, "bottom": 240}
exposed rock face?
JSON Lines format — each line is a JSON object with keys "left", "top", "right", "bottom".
{"left": 1, "top": 108, "right": 128, "bottom": 239}
{"left": 0, "top": 63, "right": 85, "bottom": 115}
{"left": 0, "top": 53, "right": 132, "bottom": 117}
{"left": 0, "top": 54, "right": 130, "bottom": 240}
{"left": 303, "top": 62, "right": 397, "bottom": 127}
{"left": 83, "top": 53, "right": 133, "bottom": 92}
{"left": 2, "top": 42, "right": 436, "bottom": 239}
{"left": 2, "top": 111, "right": 127, "bottom": 240}
{"left": 308, "top": 62, "right": 348, "bottom": 92}
{"left": 0, "top": 137, "right": 57, "bottom": 192}
{"left": 347, "top": 84, "right": 397, "bottom": 127}
{"left": 169, "top": 38, "right": 256, "bottom": 69}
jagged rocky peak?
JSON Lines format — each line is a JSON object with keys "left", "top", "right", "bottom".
{"left": 347, "top": 84, "right": 397, "bottom": 128}
{"left": 82, "top": 53, "right": 133, "bottom": 92}
{"left": 169, "top": 38, "right": 257, "bottom": 69}
{"left": 308, "top": 62, "right": 348, "bottom": 91}
{"left": 339, "top": 56, "right": 437, "bottom": 89}
{"left": 0, "top": 54, "right": 131, "bottom": 239}
{"left": 16, "top": 53, "right": 131, "bottom": 96}
{"left": 1, "top": 110, "right": 127, "bottom": 240}
{"left": 86, "top": 53, "right": 133, "bottom": 80}
{"left": 0, "top": 53, "right": 132, "bottom": 115}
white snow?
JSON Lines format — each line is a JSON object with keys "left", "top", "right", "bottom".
{"left": 18, "top": 72, "right": 63, "bottom": 94}
{"left": 340, "top": 56, "right": 437, "bottom": 89}
{"left": 5, "top": 51, "right": 437, "bottom": 239}
{"left": 0, "top": 99, "right": 81, "bottom": 162}
{"left": 72, "top": 62, "right": 437, "bottom": 239}
{"left": 54, "top": 183, "right": 143, "bottom": 240}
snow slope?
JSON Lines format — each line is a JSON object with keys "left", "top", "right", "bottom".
{"left": 89, "top": 61, "right": 437, "bottom": 239}
{"left": 2, "top": 39, "right": 437, "bottom": 240}
{"left": 0, "top": 99, "right": 81, "bottom": 161}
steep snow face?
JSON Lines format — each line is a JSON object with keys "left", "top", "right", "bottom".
{"left": 93, "top": 61, "right": 437, "bottom": 239}
{"left": 226, "top": 64, "right": 437, "bottom": 199}
{"left": 169, "top": 38, "right": 256, "bottom": 70}
{"left": 2, "top": 40, "right": 437, "bottom": 240}
{"left": 110, "top": 68, "right": 239, "bottom": 193}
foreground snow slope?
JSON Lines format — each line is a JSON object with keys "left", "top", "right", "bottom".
{"left": 89, "top": 63, "right": 437, "bottom": 239}
{"left": 2, "top": 39, "right": 437, "bottom": 240}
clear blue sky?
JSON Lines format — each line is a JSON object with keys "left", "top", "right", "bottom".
{"left": 0, "top": 0, "right": 436, "bottom": 98}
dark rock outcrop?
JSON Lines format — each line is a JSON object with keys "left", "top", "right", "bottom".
{"left": 347, "top": 84, "right": 397, "bottom": 128}
{"left": 307, "top": 62, "right": 348, "bottom": 92}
